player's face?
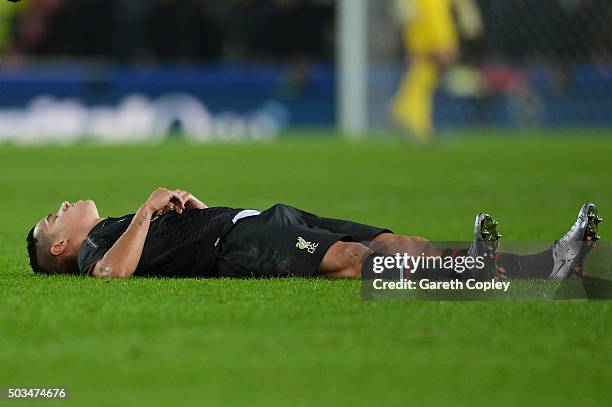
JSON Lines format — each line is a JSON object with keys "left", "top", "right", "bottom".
{"left": 35, "top": 200, "right": 100, "bottom": 240}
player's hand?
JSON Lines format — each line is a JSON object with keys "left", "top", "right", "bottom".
{"left": 173, "top": 189, "right": 207, "bottom": 213}
{"left": 144, "top": 187, "right": 187, "bottom": 215}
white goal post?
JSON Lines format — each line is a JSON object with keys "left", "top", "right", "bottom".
{"left": 337, "top": 0, "right": 369, "bottom": 136}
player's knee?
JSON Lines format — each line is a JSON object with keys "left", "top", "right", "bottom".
{"left": 371, "top": 233, "right": 432, "bottom": 256}
{"left": 404, "top": 235, "right": 428, "bottom": 243}
{"left": 338, "top": 242, "right": 369, "bottom": 266}
{"left": 322, "top": 241, "right": 369, "bottom": 277}
{"left": 375, "top": 233, "right": 429, "bottom": 244}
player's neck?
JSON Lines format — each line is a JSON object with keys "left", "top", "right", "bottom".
{"left": 71, "top": 217, "right": 105, "bottom": 253}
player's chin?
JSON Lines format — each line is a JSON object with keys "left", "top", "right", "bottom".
{"left": 82, "top": 199, "right": 99, "bottom": 213}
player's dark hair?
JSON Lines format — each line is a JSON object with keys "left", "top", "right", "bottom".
{"left": 26, "top": 226, "right": 42, "bottom": 274}
{"left": 26, "top": 225, "right": 79, "bottom": 275}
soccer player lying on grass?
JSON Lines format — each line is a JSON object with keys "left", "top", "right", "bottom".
{"left": 27, "top": 187, "right": 601, "bottom": 280}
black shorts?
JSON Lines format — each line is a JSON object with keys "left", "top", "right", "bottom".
{"left": 213, "top": 204, "right": 391, "bottom": 278}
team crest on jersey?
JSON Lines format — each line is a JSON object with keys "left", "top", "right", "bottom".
{"left": 296, "top": 237, "right": 319, "bottom": 254}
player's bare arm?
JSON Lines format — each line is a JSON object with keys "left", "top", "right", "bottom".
{"left": 91, "top": 188, "right": 189, "bottom": 278}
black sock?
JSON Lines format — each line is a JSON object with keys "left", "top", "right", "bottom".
{"left": 497, "top": 249, "right": 554, "bottom": 279}
{"left": 443, "top": 248, "right": 555, "bottom": 280}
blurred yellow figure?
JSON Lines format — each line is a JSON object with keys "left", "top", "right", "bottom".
{"left": 391, "top": 0, "right": 481, "bottom": 141}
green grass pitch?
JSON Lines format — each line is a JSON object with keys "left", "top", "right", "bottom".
{"left": 1, "top": 131, "right": 611, "bottom": 406}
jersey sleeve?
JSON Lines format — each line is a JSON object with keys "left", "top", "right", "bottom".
{"left": 77, "top": 235, "right": 112, "bottom": 276}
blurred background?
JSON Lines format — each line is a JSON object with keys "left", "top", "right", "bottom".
{"left": 0, "top": 0, "right": 611, "bottom": 143}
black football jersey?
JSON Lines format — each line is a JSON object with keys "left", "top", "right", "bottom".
{"left": 77, "top": 207, "right": 242, "bottom": 277}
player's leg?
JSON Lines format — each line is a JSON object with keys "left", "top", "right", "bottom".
{"left": 315, "top": 233, "right": 486, "bottom": 280}
{"left": 369, "top": 233, "right": 444, "bottom": 257}
{"left": 441, "top": 203, "right": 602, "bottom": 280}
{"left": 316, "top": 241, "right": 371, "bottom": 279}
{"left": 361, "top": 214, "right": 598, "bottom": 281}
{"left": 295, "top": 207, "right": 443, "bottom": 278}
{"left": 497, "top": 203, "right": 602, "bottom": 279}
{"left": 370, "top": 231, "right": 496, "bottom": 280}
{"left": 316, "top": 237, "right": 446, "bottom": 280}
